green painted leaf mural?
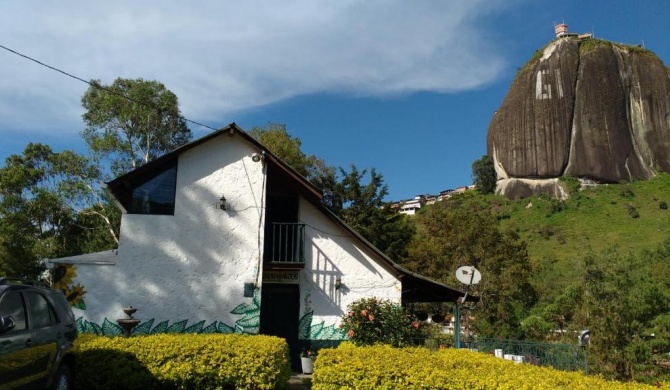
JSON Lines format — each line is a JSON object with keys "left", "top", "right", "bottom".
{"left": 76, "top": 317, "right": 86, "bottom": 333}
{"left": 217, "top": 322, "right": 235, "bottom": 334}
{"left": 73, "top": 300, "right": 86, "bottom": 310}
{"left": 151, "top": 320, "right": 169, "bottom": 334}
{"left": 185, "top": 320, "right": 205, "bottom": 334}
{"left": 132, "top": 319, "right": 154, "bottom": 335}
{"left": 84, "top": 320, "right": 102, "bottom": 335}
{"left": 231, "top": 290, "right": 260, "bottom": 334}
{"left": 166, "top": 320, "right": 188, "bottom": 333}
{"left": 202, "top": 322, "right": 218, "bottom": 334}
{"left": 230, "top": 303, "right": 256, "bottom": 315}
{"left": 299, "top": 311, "right": 313, "bottom": 340}
{"left": 101, "top": 318, "right": 122, "bottom": 336}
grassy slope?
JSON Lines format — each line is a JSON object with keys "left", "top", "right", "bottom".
{"left": 491, "top": 173, "right": 670, "bottom": 296}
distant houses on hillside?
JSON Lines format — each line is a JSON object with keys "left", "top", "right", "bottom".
{"left": 391, "top": 185, "right": 475, "bottom": 216}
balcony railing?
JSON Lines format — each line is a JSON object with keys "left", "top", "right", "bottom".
{"left": 267, "top": 222, "right": 305, "bottom": 265}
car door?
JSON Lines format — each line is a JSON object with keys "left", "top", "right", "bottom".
{"left": 0, "top": 289, "right": 59, "bottom": 390}
{"left": 0, "top": 289, "right": 39, "bottom": 389}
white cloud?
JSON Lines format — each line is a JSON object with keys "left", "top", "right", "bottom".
{"left": 0, "top": 0, "right": 514, "bottom": 134}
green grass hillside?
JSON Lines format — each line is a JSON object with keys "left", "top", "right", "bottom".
{"left": 489, "top": 173, "right": 670, "bottom": 292}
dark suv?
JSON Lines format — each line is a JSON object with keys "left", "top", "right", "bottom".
{"left": 0, "top": 278, "right": 78, "bottom": 390}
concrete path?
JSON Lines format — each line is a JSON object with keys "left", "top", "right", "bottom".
{"left": 286, "top": 373, "right": 312, "bottom": 389}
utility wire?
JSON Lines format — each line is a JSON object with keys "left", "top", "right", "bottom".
{"left": 0, "top": 43, "right": 219, "bottom": 132}
{"left": 0, "top": 44, "right": 359, "bottom": 240}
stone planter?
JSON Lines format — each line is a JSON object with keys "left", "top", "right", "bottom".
{"left": 300, "top": 357, "right": 314, "bottom": 374}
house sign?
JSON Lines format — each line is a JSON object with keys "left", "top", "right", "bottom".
{"left": 263, "top": 271, "right": 300, "bottom": 284}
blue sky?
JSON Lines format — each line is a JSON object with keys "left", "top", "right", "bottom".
{"left": 1, "top": 1, "right": 668, "bottom": 200}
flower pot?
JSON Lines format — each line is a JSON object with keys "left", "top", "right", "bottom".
{"left": 415, "top": 311, "right": 428, "bottom": 321}
{"left": 301, "top": 357, "right": 314, "bottom": 374}
{"left": 431, "top": 314, "right": 446, "bottom": 323}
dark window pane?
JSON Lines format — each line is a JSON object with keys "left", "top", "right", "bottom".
{"left": 0, "top": 292, "right": 26, "bottom": 332}
{"left": 26, "top": 292, "right": 56, "bottom": 329}
{"left": 129, "top": 164, "right": 177, "bottom": 215}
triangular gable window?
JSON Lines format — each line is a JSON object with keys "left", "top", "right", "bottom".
{"left": 126, "top": 161, "right": 177, "bottom": 215}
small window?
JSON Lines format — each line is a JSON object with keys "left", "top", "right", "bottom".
{"left": 129, "top": 163, "right": 177, "bottom": 215}
{"left": 0, "top": 291, "right": 27, "bottom": 332}
{"left": 26, "top": 292, "right": 57, "bottom": 329}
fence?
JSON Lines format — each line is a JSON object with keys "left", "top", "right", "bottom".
{"left": 468, "top": 338, "right": 588, "bottom": 374}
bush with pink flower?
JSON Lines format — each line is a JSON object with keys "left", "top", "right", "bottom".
{"left": 339, "top": 297, "right": 424, "bottom": 347}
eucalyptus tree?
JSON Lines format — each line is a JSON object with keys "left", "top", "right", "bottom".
{"left": 81, "top": 77, "right": 192, "bottom": 176}
{"left": 0, "top": 144, "right": 118, "bottom": 278}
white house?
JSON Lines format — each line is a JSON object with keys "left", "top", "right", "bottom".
{"left": 49, "top": 123, "right": 463, "bottom": 367}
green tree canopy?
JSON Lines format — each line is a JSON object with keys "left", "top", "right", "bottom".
{"left": 0, "top": 143, "right": 119, "bottom": 278}
{"left": 472, "top": 154, "right": 496, "bottom": 194}
{"left": 403, "top": 194, "right": 535, "bottom": 339}
{"left": 81, "top": 77, "right": 192, "bottom": 176}
{"left": 249, "top": 123, "right": 413, "bottom": 261}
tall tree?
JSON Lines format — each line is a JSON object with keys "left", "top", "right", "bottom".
{"left": 472, "top": 154, "right": 496, "bottom": 194}
{"left": 249, "top": 124, "right": 413, "bottom": 261}
{"left": 81, "top": 78, "right": 192, "bottom": 176}
{"left": 404, "top": 194, "right": 535, "bottom": 338}
{"left": 0, "top": 144, "right": 118, "bottom": 278}
{"left": 334, "top": 165, "right": 415, "bottom": 261}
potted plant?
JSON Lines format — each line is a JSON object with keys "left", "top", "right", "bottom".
{"left": 300, "top": 348, "right": 315, "bottom": 374}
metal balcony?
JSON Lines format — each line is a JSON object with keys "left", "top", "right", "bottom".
{"left": 266, "top": 222, "right": 305, "bottom": 265}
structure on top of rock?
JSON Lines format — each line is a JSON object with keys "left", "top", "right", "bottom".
{"left": 487, "top": 23, "right": 670, "bottom": 199}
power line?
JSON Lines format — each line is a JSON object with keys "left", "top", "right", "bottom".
{"left": 0, "top": 43, "right": 219, "bottom": 133}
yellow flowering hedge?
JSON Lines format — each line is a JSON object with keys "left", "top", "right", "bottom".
{"left": 312, "top": 343, "right": 669, "bottom": 390}
{"left": 75, "top": 333, "right": 290, "bottom": 390}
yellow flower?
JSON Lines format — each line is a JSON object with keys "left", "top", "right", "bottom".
{"left": 52, "top": 264, "right": 77, "bottom": 291}
{"left": 64, "top": 283, "right": 86, "bottom": 307}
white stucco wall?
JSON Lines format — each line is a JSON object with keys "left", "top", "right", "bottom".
{"left": 298, "top": 198, "right": 402, "bottom": 336}
{"left": 60, "top": 133, "right": 401, "bottom": 339}
{"left": 72, "top": 134, "right": 266, "bottom": 330}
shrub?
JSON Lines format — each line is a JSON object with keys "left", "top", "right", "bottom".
{"left": 339, "top": 298, "right": 423, "bottom": 347}
{"left": 660, "top": 201, "right": 668, "bottom": 210}
{"left": 627, "top": 204, "right": 640, "bottom": 218}
{"left": 621, "top": 183, "right": 635, "bottom": 199}
{"left": 559, "top": 176, "right": 581, "bottom": 197}
{"left": 75, "top": 333, "right": 290, "bottom": 390}
{"left": 538, "top": 224, "right": 555, "bottom": 240}
{"left": 312, "top": 344, "right": 665, "bottom": 389}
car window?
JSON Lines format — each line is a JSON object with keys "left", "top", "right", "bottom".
{"left": 26, "top": 292, "right": 57, "bottom": 329}
{"left": 0, "top": 291, "right": 27, "bottom": 332}
{"left": 49, "top": 292, "right": 74, "bottom": 323}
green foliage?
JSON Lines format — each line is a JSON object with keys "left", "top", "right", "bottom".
{"left": 0, "top": 144, "right": 118, "bottom": 278}
{"left": 471, "top": 154, "right": 496, "bottom": 194}
{"left": 333, "top": 166, "right": 415, "bottom": 261}
{"left": 249, "top": 122, "right": 328, "bottom": 182}
{"left": 339, "top": 298, "right": 423, "bottom": 347}
{"left": 578, "top": 247, "right": 670, "bottom": 382}
{"left": 627, "top": 204, "right": 640, "bottom": 218}
{"left": 250, "top": 123, "right": 413, "bottom": 261}
{"left": 403, "top": 194, "right": 536, "bottom": 339}
{"left": 312, "top": 344, "right": 656, "bottom": 390}
{"left": 579, "top": 38, "right": 612, "bottom": 54}
{"left": 75, "top": 333, "right": 291, "bottom": 390}
{"left": 81, "top": 77, "right": 192, "bottom": 176}
{"left": 660, "top": 201, "right": 668, "bottom": 210}
{"left": 559, "top": 176, "right": 581, "bottom": 197}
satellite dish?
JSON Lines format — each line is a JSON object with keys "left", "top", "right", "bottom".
{"left": 455, "top": 266, "right": 481, "bottom": 286}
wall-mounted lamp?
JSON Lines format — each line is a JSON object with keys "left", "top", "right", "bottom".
{"left": 251, "top": 152, "right": 262, "bottom": 162}
{"left": 219, "top": 195, "right": 227, "bottom": 211}
{"left": 335, "top": 276, "right": 342, "bottom": 290}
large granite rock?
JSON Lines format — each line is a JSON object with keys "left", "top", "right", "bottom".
{"left": 488, "top": 38, "right": 670, "bottom": 199}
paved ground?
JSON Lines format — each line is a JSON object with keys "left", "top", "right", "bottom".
{"left": 287, "top": 373, "right": 312, "bottom": 389}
